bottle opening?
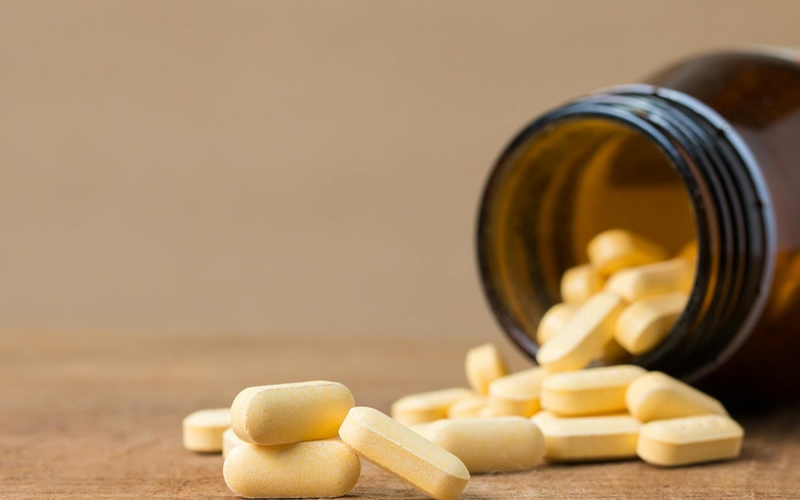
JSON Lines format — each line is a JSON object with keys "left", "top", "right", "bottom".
{"left": 478, "top": 115, "right": 697, "bottom": 365}
{"left": 478, "top": 88, "right": 772, "bottom": 382}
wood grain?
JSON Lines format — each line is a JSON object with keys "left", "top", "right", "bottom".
{"left": 1, "top": 331, "right": 798, "bottom": 499}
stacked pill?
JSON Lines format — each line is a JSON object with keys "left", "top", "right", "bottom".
{"left": 223, "top": 381, "right": 360, "bottom": 498}
{"left": 183, "top": 381, "right": 470, "bottom": 500}
{"left": 537, "top": 229, "right": 696, "bottom": 369}
{"left": 391, "top": 344, "right": 743, "bottom": 469}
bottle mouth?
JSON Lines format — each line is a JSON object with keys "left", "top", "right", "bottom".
{"left": 476, "top": 85, "right": 774, "bottom": 382}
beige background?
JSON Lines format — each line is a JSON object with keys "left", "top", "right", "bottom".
{"left": 1, "top": 0, "right": 799, "bottom": 336}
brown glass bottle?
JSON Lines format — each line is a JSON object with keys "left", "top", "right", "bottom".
{"left": 477, "top": 49, "right": 800, "bottom": 404}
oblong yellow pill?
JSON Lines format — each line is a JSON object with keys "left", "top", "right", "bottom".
{"left": 541, "top": 365, "right": 646, "bottom": 417}
{"left": 222, "top": 427, "right": 245, "bottom": 458}
{"left": 391, "top": 388, "right": 474, "bottom": 426}
{"left": 487, "top": 367, "right": 549, "bottom": 417}
{"left": 535, "top": 413, "right": 641, "bottom": 462}
{"left": 637, "top": 415, "right": 744, "bottom": 467}
{"left": 536, "top": 303, "right": 579, "bottom": 345}
{"left": 422, "top": 417, "right": 545, "bottom": 473}
{"left": 465, "top": 343, "right": 509, "bottom": 395}
{"left": 614, "top": 292, "right": 688, "bottom": 354}
{"left": 536, "top": 292, "right": 626, "bottom": 372}
{"left": 560, "top": 265, "right": 604, "bottom": 304}
{"left": 339, "top": 406, "right": 470, "bottom": 500}
{"left": 604, "top": 259, "right": 693, "bottom": 302}
{"left": 587, "top": 229, "right": 668, "bottom": 275}
{"left": 447, "top": 395, "right": 487, "bottom": 418}
{"left": 182, "top": 408, "right": 230, "bottom": 453}
{"left": 625, "top": 372, "right": 727, "bottom": 422}
{"left": 223, "top": 440, "right": 361, "bottom": 498}
{"left": 230, "top": 381, "right": 354, "bottom": 445}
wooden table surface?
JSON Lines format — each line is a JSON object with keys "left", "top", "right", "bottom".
{"left": 2, "top": 330, "right": 799, "bottom": 499}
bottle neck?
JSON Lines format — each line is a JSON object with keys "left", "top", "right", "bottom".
{"left": 477, "top": 86, "right": 774, "bottom": 381}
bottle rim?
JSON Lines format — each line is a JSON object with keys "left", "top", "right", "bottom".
{"left": 605, "top": 85, "right": 775, "bottom": 380}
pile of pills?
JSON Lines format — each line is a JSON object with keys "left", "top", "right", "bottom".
{"left": 179, "top": 231, "right": 747, "bottom": 499}
{"left": 396, "top": 343, "right": 742, "bottom": 468}
{"left": 183, "top": 345, "right": 743, "bottom": 498}
{"left": 538, "top": 229, "right": 696, "bottom": 364}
